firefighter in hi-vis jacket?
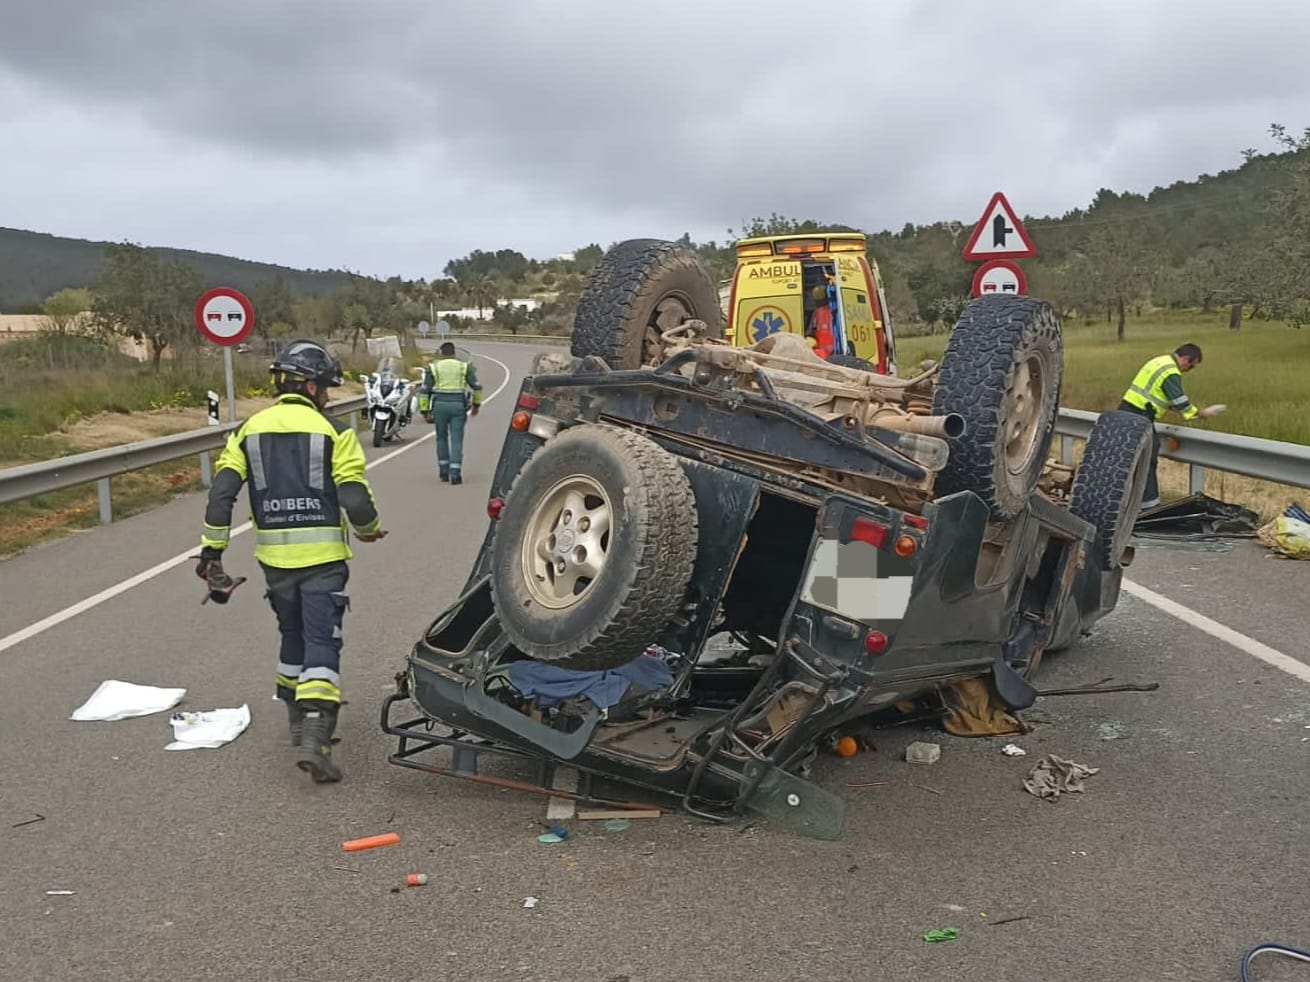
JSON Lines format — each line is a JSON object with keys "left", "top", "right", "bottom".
{"left": 195, "top": 339, "right": 387, "bottom": 783}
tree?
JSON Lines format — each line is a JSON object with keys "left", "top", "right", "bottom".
{"left": 91, "top": 243, "right": 204, "bottom": 367}
{"left": 572, "top": 244, "right": 603, "bottom": 273}
{"left": 463, "top": 275, "right": 497, "bottom": 318}
{"left": 1082, "top": 223, "right": 1158, "bottom": 340}
{"left": 1256, "top": 123, "right": 1310, "bottom": 327}
{"left": 39, "top": 287, "right": 93, "bottom": 335}
{"left": 250, "top": 276, "right": 296, "bottom": 339}
{"left": 493, "top": 301, "right": 530, "bottom": 335}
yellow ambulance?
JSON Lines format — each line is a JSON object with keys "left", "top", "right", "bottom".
{"left": 724, "top": 231, "right": 897, "bottom": 375}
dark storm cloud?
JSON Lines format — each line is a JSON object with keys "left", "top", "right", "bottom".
{"left": 2, "top": 0, "right": 1309, "bottom": 276}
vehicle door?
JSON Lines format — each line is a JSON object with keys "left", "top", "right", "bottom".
{"left": 833, "top": 254, "right": 895, "bottom": 375}
{"left": 729, "top": 258, "right": 805, "bottom": 347}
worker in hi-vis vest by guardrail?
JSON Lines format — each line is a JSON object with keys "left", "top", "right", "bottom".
{"left": 1118, "top": 343, "right": 1226, "bottom": 509}
{"left": 195, "top": 339, "right": 387, "bottom": 785}
{"left": 418, "top": 342, "right": 483, "bottom": 486}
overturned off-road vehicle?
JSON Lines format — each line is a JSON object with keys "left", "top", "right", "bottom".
{"left": 382, "top": 238, "right": 1154, "bottom": 838}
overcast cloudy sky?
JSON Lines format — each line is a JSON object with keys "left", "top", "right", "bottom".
{"left": 3, "top": 0, "right": 1308, "bottom": 280}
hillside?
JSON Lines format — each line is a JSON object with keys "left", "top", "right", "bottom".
{"left": 0, "top": 227, "right": 353, "bottom": 312}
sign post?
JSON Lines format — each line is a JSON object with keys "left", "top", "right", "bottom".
{"left": 962, "top": 192, "right": 1037, "bottom": 299}
{"left": 194, "top": 287, "right": 255, "bottom": 422}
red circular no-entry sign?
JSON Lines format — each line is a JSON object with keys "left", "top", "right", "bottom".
{"left": 194, "top": 287, "right": 255, "bottom": 346}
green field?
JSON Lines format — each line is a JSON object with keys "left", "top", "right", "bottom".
{"left": 894, "top": 309, "right": 1310, "bottom": 446}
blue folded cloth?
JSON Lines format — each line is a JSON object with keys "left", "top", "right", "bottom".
{"left": 506, "top": 654, "right": 674, "bottom": 710}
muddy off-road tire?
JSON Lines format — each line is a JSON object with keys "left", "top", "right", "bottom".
{"left": 571, "top": 239, "right": 724, "bottom": 370}
{"left": 931, "top": 296, "right": 1064, "bottom": 519}
{"left": 826, "top": 353, "right": 878, "bottom": 373}
{"left": 1069, "top": 410, "right": 1154, "bottom": 570}
{"left": 490, "top": 424, "right": 698, "bottom": 671}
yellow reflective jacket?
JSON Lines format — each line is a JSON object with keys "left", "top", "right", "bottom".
{"left": 418, "top": 356, "right": 482, "bottom": 412}
{"left": 200, "top": 393, "right": 381, "bottom": 568}
{"left": 1121, "top": 353, "right": 1199, "bottom": 421}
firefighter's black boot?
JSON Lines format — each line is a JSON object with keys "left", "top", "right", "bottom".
{"left": 283, "top": 697, "right": 304, "bottom": 747}
{"left": 296, "top": 705, "right": 342, "bottom": 783}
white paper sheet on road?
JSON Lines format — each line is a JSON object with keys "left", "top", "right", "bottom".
{"left": 70, "top": 680, "right": 186, "bottom": 721}
{"left": 165, "top": 705, "right": 251, "bottom": 750}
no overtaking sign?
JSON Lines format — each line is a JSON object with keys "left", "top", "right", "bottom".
{"left": 195, "top": 287, "right": 255, "bottom": 346}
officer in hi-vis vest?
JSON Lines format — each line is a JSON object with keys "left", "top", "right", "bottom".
{"left": 418, "top": 342, "right": 483, "bottom": 485}
{"left": 195, "top": 340, "right": 387, "bottom": 784}
{"left": 1118, "top": 343, "right": 1225, "bottom": 508}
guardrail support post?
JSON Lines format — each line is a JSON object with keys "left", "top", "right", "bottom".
{"left": 1189, "top": 465, "right": 1206, "bottom": 495}
{"left": 199, "top": 452, "right": 213, "bottom": 488}
{"left": 97, "top": 478, "right": 113, "bottom": 525}
{"left": 1060, "top": 435, "right": 1074, "bottom": 466}
{"left": 350, "top": 411, "right": 359, "bottom": 431}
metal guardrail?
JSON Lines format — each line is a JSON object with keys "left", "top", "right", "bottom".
{"left": 0, "top": 396, "right": 366, "bottom": 524}
{"left": 416, "top": 333, "right": 569, "bottom": 351}
{"left": 3, "top": 364, "right": 1308, "bottom": 531}
{"left": 1054, "top": 408, "right": 1310, "bottom": 495}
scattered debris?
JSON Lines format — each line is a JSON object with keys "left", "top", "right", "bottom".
{"left": 988, "top": 915, "right": 1032, "bottom": 927}
{"left": 1134, "top": 493, "right": 1259, "bottom": 540}
{"left": 406, "top": 874, "right": 429, "bottom": 887}
{"left": 1038, "top": 678, "right": 1159, "bottom": 697}
{"left": 845, "top": 781, "right": 890, "bottom": 789}
{"left": 537, "top": 832, "right": 566, "bottom": 844}
{"left": 1022, "top": 754, "right": 1100, "bottom": 801}
{"left": 577, "top": 809, "right": 661, "bottom": 821}
{"left": 46, "top": 890, "right": 75, "bottom": 896}
{"left": 523, "top": 897, "right": 539, "bottom": 909}
{"left": 70, "top": 680, "right": 185, "bottom": 722}
{"left": 11, "top": 814, "right": 46, "bottom": 828}
{"left": 166, "top": 705, "right": 251, "bottom": 750}
{"left": 912, "top": 784, "right": 944, "bottom": 796}
{"left": 604, "top": 819, "right": 632, "bottom": 832}
{"left": 906, "top": 741, "right": 941, "bottom": 765}
{"left": 1257, "top": 504, "right": 1310, "bottom": 559}
{"left": 342, "top": 832, "right": 401, "bottom": 852}
{"left": 833, "top": 736, "right": 860, "bottom": 757}
{"left": 923, "top": 928, "right": 959, "bottom": 943}
{"left": 1000, "top": 744, "right": 1028, "bottom": 756}
{"left": 333, "top": 866, "right": 360, "bottom": 874}
{"left": 1094, "top": 721, "right": 1126, "bottom": 741}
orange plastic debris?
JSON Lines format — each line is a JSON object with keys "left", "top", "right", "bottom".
{"left": 341, "top": 832, "right": 401, "bottom": 852}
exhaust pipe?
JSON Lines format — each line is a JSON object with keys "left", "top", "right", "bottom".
{"left": 869, "top": 411, "right": 966, "bottom": 440}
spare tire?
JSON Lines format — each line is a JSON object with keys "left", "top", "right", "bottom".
{"left": 572, "top": 239, "right": 724, "bottom": 370}
{"left": 1069, "top": 410, "right": 1154, "bottom": 570}
{"left": 931, "top": 296, "right": 1063, "bottom": 519}
{"left": 490, "top": 424, "right": 698, "bottom": 671}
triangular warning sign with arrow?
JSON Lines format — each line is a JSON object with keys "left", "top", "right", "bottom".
{"left": 961, "top": 191, "right": 1037, "bottom": 260}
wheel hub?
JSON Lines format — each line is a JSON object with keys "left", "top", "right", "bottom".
{"left": 521, "top": 476, "right": 613, "bottom": 610}
{"left": 1004, "top": 355, "right": 1046, "bottom": 478}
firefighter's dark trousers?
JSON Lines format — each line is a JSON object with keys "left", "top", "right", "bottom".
{"left": 262, "top": 560, "right": 350, "bottom": 708}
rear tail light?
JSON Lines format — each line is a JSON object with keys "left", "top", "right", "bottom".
{"left": 487, "top": 498, "right": 504, "bottom": 519}
{"left": 517, "top": 393, "right": 541, "bottom": 410}
{"left": 903, "top": 513, "right": 928, "bottom": 531}
{"left": 893, "top": 535, "right": 917, "bottom": 558}
{"left": 864, "top": 630, "right": 888, "bottom": 654}
{"left": 850, "top": 517, "right": 889, "bottom": 549}
{"left": 510, "top": 411, "right": 531, "bottom": 431}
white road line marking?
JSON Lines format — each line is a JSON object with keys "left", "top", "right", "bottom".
{"left": 0, "top": 351, "right": 513, "bottom": 655}
{"left": 546, "top": 767, "right": 578, "bottom": 821}
{"left": 1122, "top": 578, "right": 1310, "bottom": 686}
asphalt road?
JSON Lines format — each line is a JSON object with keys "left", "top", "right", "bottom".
{"left": 2, "top": 341, "right": 1307, "bottom": 982}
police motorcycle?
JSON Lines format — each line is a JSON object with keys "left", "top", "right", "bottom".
{"left": 360, "top": 356, "right": 417, "bottom": 448}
